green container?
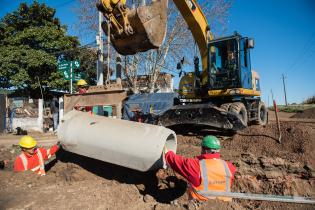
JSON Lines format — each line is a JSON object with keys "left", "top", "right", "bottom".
{"left": 92, "top": 106, "right": 104, "bottom": 116}
{"left": 103, "top": 105, "right": 112, "bottom": 117}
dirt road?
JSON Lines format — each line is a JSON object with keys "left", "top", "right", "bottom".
{"left": 0, "top": 112, "right": 314, "bottom": 209}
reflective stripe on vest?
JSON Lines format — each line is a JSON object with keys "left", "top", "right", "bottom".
{"left": 47, "top": 149, "right": 51, "bottom": 159}
{"left": 189, "top": 159, "right": 233, "bottom": 201}
{"left": 19, "top": 150, "right": 46, "bottom": 176}
{"left": 37, "top": 149, "right": 46, "bottom": 176}
{"left": 221, "top": 160, "right": 231, "bottom": 192}
{"left": 19, "top": 153, "right": 28, "bottom": 171}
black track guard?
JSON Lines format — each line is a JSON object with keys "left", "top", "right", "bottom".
{"left": 158, "top": 104, "right": 246, "bottom": 131}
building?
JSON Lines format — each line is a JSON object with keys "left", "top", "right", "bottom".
{"left": 121, "top": 72, "right": 174, "bottom": 93}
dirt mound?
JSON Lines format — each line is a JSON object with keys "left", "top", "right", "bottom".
{"left": 233, "top": 153, "right": 315, "bottom": 196}
{"left": 1, "top": 122, "right": 315, "bottom": 209}
{"left": 291, "top": 107, "right": 315, "bottom": 119}
{"left": 0, "top": 149, "right": 244, "bottom": 210}
{"left": 223, "top": 122, "right": 315, "bottom": 168}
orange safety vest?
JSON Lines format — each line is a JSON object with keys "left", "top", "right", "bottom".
{"left": 188, "top": 159, "right": 233, "bottom": 201}
{"left": 19, "top": 149, "right": 46, "bottom": 176}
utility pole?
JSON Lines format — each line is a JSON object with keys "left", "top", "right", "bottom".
{"left": 281, "top": 74, "right": 288, "bottom": 106}
{"left": 70, "top": 62, "right": 73, "bottom": 93}
{"left": 97, "top": 12, "right": 104, "bottom": 86}
{"left": 106, "top": 20, "right": 110, "bottom": 85}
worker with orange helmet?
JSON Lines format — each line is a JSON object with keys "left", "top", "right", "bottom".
{"left": 14, "top": 135, "right": 61, "bottom": 176}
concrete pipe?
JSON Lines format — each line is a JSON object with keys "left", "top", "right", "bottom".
{"left": 57, "top": 110, "right": 177, "bottom": 172}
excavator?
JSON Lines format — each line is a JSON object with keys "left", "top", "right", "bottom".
{"left": 96, "top": 0, "right": 267, "bottom": 130}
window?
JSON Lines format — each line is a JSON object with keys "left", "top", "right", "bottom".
{"left": 244, "top": 49, "right": 248, "bottom": 67}
{"left": 255, "top": 79, "right": 260, "bottom": 91}
{"left": 210, "top": 39, "right": 238, "bottom": 72}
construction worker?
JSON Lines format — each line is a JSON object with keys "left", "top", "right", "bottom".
{"left": 164, "top": 135, "right": 236, "bottom": 201}
{"left": 75, "top": 79, "right": 93, "bottom": 113}
{"left": 14, "top": 135, "right": 61, "bottom": 176}
{"left": 225, "top": 48, "right": 237, "bottom": 70}
{"left": 77, "top": 79, "right": 88, "bottom": 94}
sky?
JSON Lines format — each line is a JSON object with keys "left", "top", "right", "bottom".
{"left": 1, "top": 0, "right": 315, "bottom": 105}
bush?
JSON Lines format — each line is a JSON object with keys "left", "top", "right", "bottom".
{"left": 268, "top": 104, "right": 315, "bottom": 113}
{"left": 303, "top": 95, "right": 315, "bottom": 104}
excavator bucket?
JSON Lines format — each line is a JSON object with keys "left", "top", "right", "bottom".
{"left": 101, "top": 0, "right": 168, "bottom": 55}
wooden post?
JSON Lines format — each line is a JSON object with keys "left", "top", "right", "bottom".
{"left": 273, "top": 100, "right": 281, "bottom": 143}
{"left": 37, "top": 99, "right": 43, "bottom": 132}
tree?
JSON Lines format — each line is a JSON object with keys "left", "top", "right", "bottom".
{"left": 77, "top": 0, "right": 233, "bottom": 93}
{"left": 0, "top": 1, "right": 79, "bottom": 98}
{"left": 74, "top": 47, "right": 98, "bottom": 86}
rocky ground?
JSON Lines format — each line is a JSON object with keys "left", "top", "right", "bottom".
{"left": 0, "top": 109, "right": 314, "bottom": 210}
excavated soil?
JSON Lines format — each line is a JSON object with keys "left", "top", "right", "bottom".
{"left": 291, "top": 107, "right": 315, "bottom": 119}
{"left": 0, "top": 121, "right": 314, "bottom": 210}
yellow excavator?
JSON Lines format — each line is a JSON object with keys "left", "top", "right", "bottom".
{"left": 96, "top": 0, "right": 267, "bottom": 130}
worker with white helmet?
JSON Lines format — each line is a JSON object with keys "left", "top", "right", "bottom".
{"left": 14, "top": 135, "right": 61, "bottom": 176}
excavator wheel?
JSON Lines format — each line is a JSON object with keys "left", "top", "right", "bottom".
{"left": 253, "top": 101, "right": 267, "bottom": 125}
{"left": 229, "top": 102, "right": 248, "bottom": 126}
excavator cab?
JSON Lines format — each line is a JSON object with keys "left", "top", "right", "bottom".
{"left": 96, "top": 0, "right": 168, "bottom": 55}
{"left": 207, "top": 33, "right": 255, "bottom": 92}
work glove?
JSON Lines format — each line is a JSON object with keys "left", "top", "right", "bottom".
{"left": 163, "top": 146, "right": 169, "bottom": 155}
{"left": 57, "top": 141, "right": 62, "bottom": 148}
{"left": 3, "top": 160, "right": 9, "bottom": 166}
{"left": 162, "top": 146, "right": 169, "bottom": 169}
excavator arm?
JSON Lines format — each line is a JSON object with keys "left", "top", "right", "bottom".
{"left": 96, "top": 0, "right": 213, "bottom": 74}
{"left": 172, "top": 0, "right": 213, "bottom": 75}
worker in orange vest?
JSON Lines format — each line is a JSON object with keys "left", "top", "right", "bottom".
{"left": 14, "top": 135, "right": 60, "bottom": 176}
{"left": 164, "top": 135, "right": 236, "bottom": 201}
{"left": 77, "top": 79, "right": 89, "bottom": 94}
{"left": 75, "top": 79, "right": 93, "bottom": 114}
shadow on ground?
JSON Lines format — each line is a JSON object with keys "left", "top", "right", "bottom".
{"left": 55, "top": 148, "right": 186, "bottom": 203}
{"left": 169, "top": 124, "right": 236, "bottom": 137}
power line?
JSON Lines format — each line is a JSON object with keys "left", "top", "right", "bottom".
{"left": 283, "top": 31, "right": 315, "bottom": 75}
{"left": 281, "top": 74, "right": 288, "bottom": 106}
{"left": 285, "top": 48, "right": 315, "bottom": 76}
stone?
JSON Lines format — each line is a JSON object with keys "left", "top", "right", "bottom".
{"left": 265, "top": 170, "right": 284, "bottom": 179}
{"left": 272, "top": 157, "right": 286, "bottom": 166}
{"left": 143, "top": 194, "right": 156, "bottom": 203}
{"left": 171, "top": 199, "right": 179, "bottom": 206}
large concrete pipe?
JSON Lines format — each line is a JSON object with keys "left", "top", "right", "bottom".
{"left": 57, "top": 110, "right": 177, "bottom": 172}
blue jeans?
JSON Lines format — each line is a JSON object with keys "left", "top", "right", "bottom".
{"left": 53, "top": 113, "right": 59, "bottom": 131}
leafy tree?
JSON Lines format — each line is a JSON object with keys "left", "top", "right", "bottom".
{"left": 0, "top": 1, "right": 79, "bottom": 98}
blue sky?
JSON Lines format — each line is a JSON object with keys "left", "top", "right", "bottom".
{"left": 226, "top": 0, "right": 315, "bottom": 105}
{"left": 1, "top": 0, "right": 314, "bottom": 105}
